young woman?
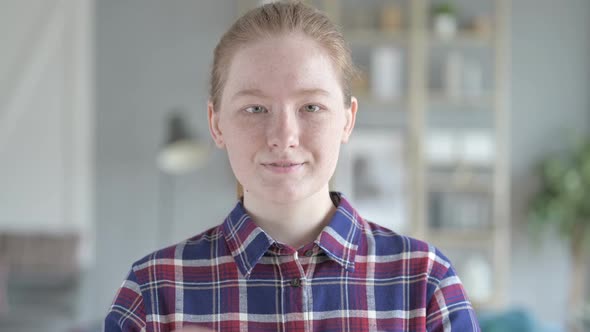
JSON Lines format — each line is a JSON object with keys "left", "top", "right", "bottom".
{"left": 104, "top": 2, "right": 480, "bottom": 331}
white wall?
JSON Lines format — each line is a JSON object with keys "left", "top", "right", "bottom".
{"left": 509, "top": 0, "right": 590, "bottom": 326}
{"left": 0, "top": 0, "right": 95, "bottom": 330}
{"left": 0, "top": 0, "right": 94, "bottom": 251}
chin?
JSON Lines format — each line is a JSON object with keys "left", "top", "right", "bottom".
{"left": 246, "top": 183, "right": 310, "bottom": 205}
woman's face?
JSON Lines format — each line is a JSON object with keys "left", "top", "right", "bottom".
{"left": 208, "top": 33, "right": 357, "bottom": 205}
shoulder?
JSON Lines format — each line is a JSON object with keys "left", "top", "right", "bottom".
{"left": 358, "top": 221, "right": 479, "bottom": 329}
{"left": 129, "top": 223, "right": 228, "bottom": 282}
{"left": 359, "top": 219, "right": 454, "bottom": 281}
{"left": 105, "top": 224, "right": 231, "bottom": 330}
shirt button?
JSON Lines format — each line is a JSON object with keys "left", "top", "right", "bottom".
{"left": 291, "top": 277, "right": 302, "bottom": 287}
{"left": 304, "top": 250, "right": 313, "bottom": 257}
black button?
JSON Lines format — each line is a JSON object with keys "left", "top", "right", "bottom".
{"left": 304, "top": 250, "right": 313, "bottom": 257}
{"left": 291, "top": 277, "right": 302, "bottom": 287}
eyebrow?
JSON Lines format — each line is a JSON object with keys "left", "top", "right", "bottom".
{"left": 232, "top": 88, "right": 332, "bottom": 99}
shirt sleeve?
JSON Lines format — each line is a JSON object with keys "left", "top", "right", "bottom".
{"left": 426, "top": 264, "right": 481, "bottom": 332}
{"left": 103, "top": 267, "right": 147, "bottom": 332}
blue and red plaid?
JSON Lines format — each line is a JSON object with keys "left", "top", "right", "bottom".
{"left": 104, "top": 193, "right": 480, "bottom": 331}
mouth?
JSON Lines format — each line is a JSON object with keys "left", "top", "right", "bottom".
{"left": 263, "top": 162, "right": 304, "bottom": 167}
{"left": 261, "top": 161, "right": 306, "bottom": 173}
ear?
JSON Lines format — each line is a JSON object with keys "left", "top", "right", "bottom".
{"left": 341, "top": 96, "right": 357, "bottom": 143}
{"left": 208, "top": 101, "right": 225, "bottom": 148}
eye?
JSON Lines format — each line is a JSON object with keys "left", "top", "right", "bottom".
{"left": 244, "top": 105, "right": 268, "bottom": 114}
{"left": 303, "top": 104, "right": 321, "bottom": 113}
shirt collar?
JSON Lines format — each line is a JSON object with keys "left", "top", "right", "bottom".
{"left": 315, "top": 192, "right": 362, "bottom": 272}
{"left": 222, "top": 201, "right": 274, "bottom": 278}
{"left": 222, "top": 192, "right": 363, "bottom": 277}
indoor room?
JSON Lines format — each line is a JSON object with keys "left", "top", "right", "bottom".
{"left": 0, "top": 0, "right": 589, "bottom": 331}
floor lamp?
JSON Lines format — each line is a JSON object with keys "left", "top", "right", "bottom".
{"left": 156, "top": 111, "right": 208, "bottom": 247}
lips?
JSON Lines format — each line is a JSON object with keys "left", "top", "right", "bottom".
{"left": 266, "top": 162, "right": 303, "bottom": 167}
{"left": 261, "top": 160, "right": 305, "bottom": 173}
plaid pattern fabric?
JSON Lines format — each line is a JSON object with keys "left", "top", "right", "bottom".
{"left": 104, "top": 193, "right": 480, "bottom": 332}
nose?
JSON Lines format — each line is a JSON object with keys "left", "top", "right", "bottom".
{"left": 267, "top": 109, "right": 299, "bottom": 150}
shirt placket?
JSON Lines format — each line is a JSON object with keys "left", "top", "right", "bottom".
{"left": 278, "top": 250, "right": 311, "bottom": 332}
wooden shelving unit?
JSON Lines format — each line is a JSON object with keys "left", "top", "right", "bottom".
{"left": 327, "top": 0, "right": 510, "bottom": 310}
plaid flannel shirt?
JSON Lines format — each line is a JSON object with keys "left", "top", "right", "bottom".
{"left": 104, "top": 193, "right": 480, "bottom": 331}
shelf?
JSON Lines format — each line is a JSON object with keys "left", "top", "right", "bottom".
{"left": 344, "top": 29, "right": 408, "bottom": 45}
{"left": 428, "top": 178, "right": 492, "bottom": 194}
{"left": 426, "top": 111, "right": 495, "bottom": 130}
{"left": 356, "top": 93, "right": 407, "bottom": 109}
{"left": 428, "top": 30, "right": 493, "bottom": 48}
{"left": 354, "top": 93, "right": 408, "bottom": 128}
{"left": 355, "top": 108, "right": 407, "bottom": 129}
{"left": 427, "top": 91, "right": 494, "bottom": 108}
{"left": 427, "top": 168, "right": 493, "bottom": 193}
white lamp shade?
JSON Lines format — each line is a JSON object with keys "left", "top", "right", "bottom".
{"left": 157, "top": 140, "right": 207, "bottom": 174}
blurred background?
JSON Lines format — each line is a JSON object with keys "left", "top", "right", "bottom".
{"left": 0, "top": 0, "right": 589, "bottom": 331}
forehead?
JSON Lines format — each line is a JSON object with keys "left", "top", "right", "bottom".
{"left": 222, "top": 33, "right": 343, "bottom": 100}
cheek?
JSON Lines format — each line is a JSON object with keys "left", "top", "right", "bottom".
{"left": 224, "top": 143, "right": 258, "bottom": 184}
{"left": 220, "top": 117, "right": 263, "bottom": 145}
{"left": 307, "top": 122, "right": 344, "bottom": 162}
{"left": 220, "top": 121, "right": 263, "bottom": 167}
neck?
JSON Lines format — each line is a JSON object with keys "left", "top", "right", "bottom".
{"left": 243, "top": 188, "right": 336, "bottom": 248}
